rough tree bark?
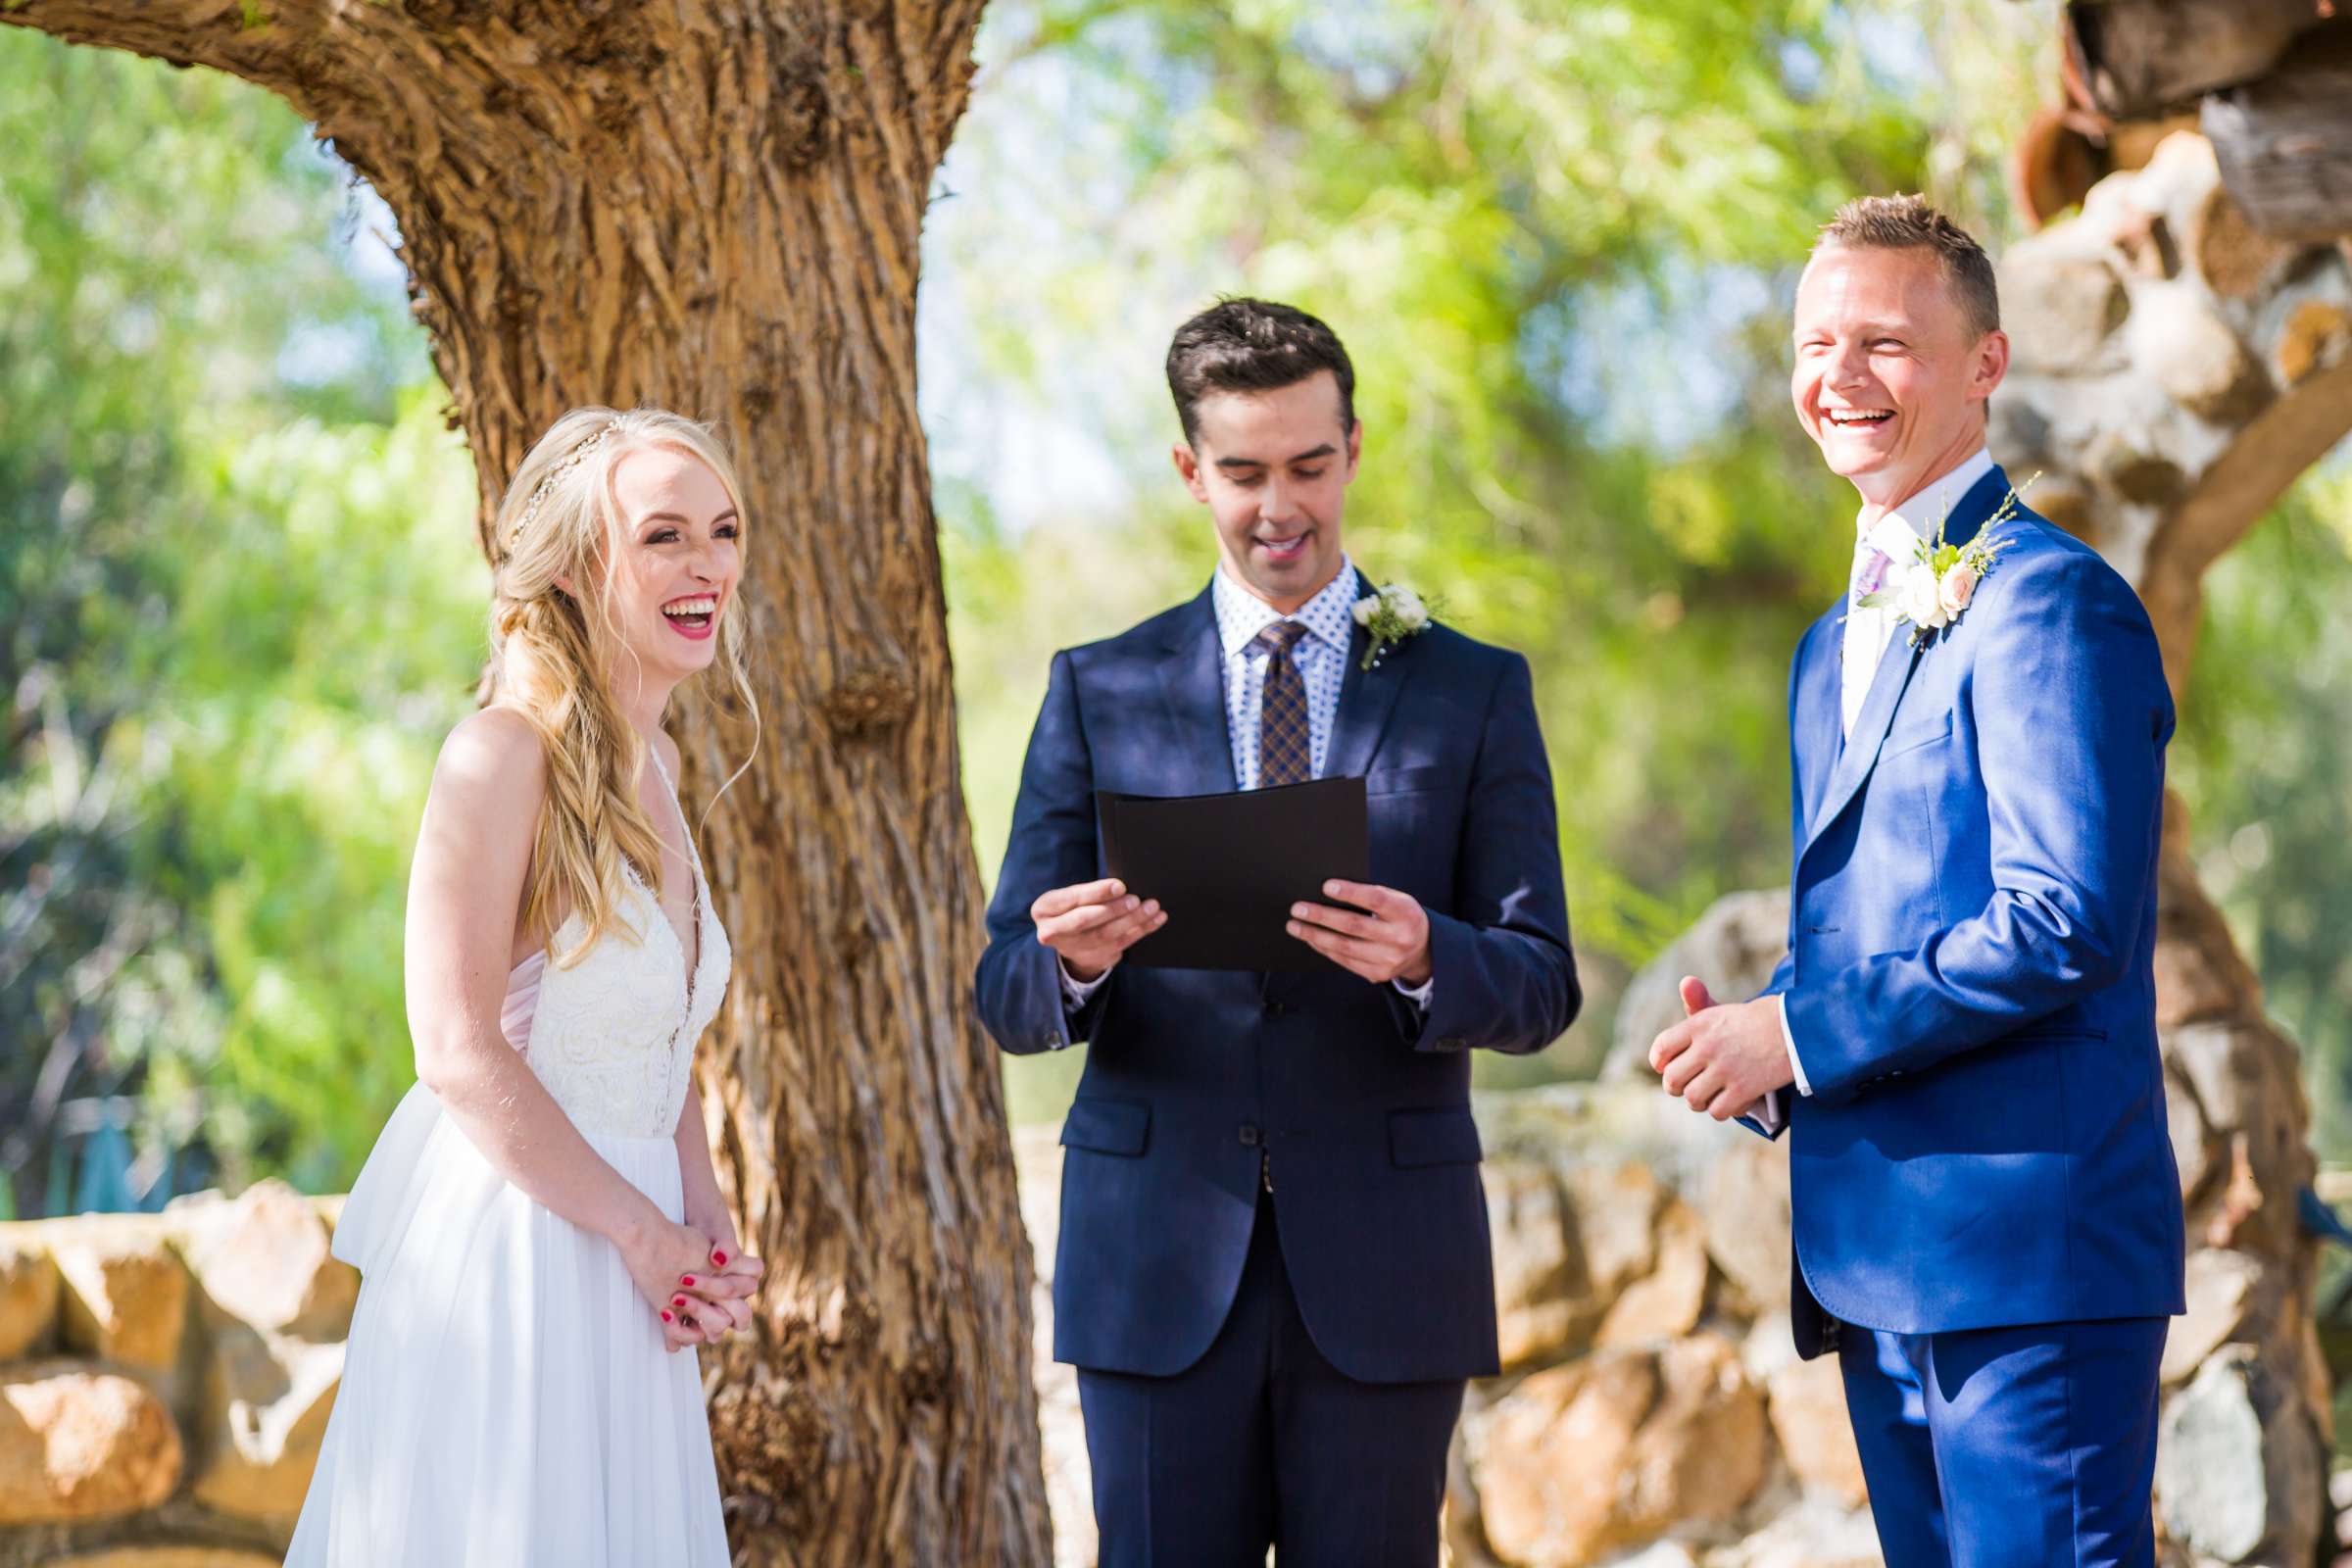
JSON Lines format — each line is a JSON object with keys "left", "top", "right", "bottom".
{"left": 0, "top": 2, "right": 1051, "bottom": 1562}
{"left": 1990, "top": 131, "right": 2350, "bottom": 1565}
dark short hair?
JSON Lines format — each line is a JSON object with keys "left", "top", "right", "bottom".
{"left": 1816, "top": 194, "right": 2001, "bottom": 339}
{"left": 1166, "top": 298, "right": 1356, "bottom": 447}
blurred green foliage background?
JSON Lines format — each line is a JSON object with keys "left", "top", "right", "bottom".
{"left": 4, "top": 0, "right": 2347, "bottom": 1212}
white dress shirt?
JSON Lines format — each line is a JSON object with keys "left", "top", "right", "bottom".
{"left": 1060, "top": 557, "right": 1435, "bottom": 1012}
{"left": 1758, "top": 445, "right": 1995, "bottom": 1128}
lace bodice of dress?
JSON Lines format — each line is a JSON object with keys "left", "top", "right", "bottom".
{"left": 499, "top": 755, "right": 731, "bottom": 1140}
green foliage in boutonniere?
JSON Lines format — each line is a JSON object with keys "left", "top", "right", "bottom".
{"left": 1351, "top": 582, "right": 1439, "bottom": 670}
{"left": 1856, "top": 480, "right": 2033, "bottom": 649}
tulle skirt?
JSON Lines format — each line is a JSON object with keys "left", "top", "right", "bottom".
{"left": 285, "top": 1083, "right": 729, "bottom": 1566}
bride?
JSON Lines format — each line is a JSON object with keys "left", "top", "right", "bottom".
{"left": 288, "top": 408, "right": 766, "bottom": 1565}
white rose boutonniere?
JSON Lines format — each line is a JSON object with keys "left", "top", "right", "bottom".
{"left": 1857, "top": 480, "right": 2030, "bottom": 649}
{"left": 1351, "top": 582, "right": 1438, "bottom": 670}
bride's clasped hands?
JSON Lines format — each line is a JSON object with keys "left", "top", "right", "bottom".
{"left": 633, "top": 1217, "right": 765, "bottom": 1349}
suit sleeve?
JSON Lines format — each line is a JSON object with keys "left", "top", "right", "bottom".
{"left": 1398, "top": 653, "right": 1581, "bottom": 1055}
{"left": 973, "top": 651, "right": 1112, "bottom": 1054}
{"left": 1781, "top": 550, "right": 2173, "bottom": 1100}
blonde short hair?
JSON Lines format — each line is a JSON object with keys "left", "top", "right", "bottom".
{"left": 1817, "top": 194, "right": 2000, "bottom": 339}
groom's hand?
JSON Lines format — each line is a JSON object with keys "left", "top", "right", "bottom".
{"left": 1289, "top": 880, "right": 1433, "bottom": 985}
{"left": 1647, "top": 976, "right": 1792, "bottom": 1119}
{"left": 1032, "top": 878, "right": 1166, "bottom": 982}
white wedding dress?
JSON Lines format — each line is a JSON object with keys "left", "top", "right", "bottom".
{"left": 287, "top": 756, "right": 734, "bottom": 1566}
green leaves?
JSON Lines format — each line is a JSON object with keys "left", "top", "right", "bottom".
{"left": 939, "top": 0, "right": 2044, "bottom": 1087}
{"left": 0, "top": 33, "right": 460, "bottom": 1207}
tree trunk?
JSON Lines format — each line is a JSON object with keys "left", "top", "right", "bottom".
{"left": 1992, "top": 129, "right": 2350, "bottom": 1566}
{"left": 2062, "top": 0, "right": 2328, "bottom": 119}
{"left": 0, "top": 2, "right": 1052, "bottom": 1561}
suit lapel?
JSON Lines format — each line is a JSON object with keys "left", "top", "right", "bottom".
{"left": 1324, "top": 570, "right": 1412, "bottom": 781}
{"left": 1792, "top": 610, "right": 1842, "bottom": 839}
{"left": 1795, "top": 464, "right": 2011, "bottom": 859}
{"left": 1805, "top": 631, "right": 1922, "bottom": 851}
{"left": 1155, "top": 585, "right": 1240, "bottom": 797}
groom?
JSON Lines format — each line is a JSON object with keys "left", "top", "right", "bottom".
{"left": 975, "top": 298, "right": 1579, "bottom": 1567}
{"left": 1648, "top": 196, "right": 2183, "bottom": 1566}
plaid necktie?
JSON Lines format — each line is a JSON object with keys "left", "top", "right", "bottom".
{"left": 1252, "top": 620, "right": 1312, "bottom": 787}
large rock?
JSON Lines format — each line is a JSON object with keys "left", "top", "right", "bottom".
{"left": 2156, "top": 1348, "right": 2325, "bottom": 1562}
{"left": 173, "top": 1179, "right": 358, "bottom": 1341}
{"left": 1999, "top": 251, "right": 2132, "bottom": 373}
{"left": 2276, "top": 299, "right": 2350, "bottom": 385}
{"left": 2160, "top": 1248, "right": 2264, "bottom": 1386}
{"left": 2184, "top": 174, "right": 2298, "bottom": 301}
{"left": 1486, "top": 1159, "right": 1580, "bottom": 1369}
{"left": 0, "top": 1235, "right": 60, "bottom": 1360}
{"left": 1466, "top": 1334, "right": 1767, "bottom": 1568}
{"left": 51, "top": 1216, "right": 189, "bottom": 1373}
{"left": 1604, "top": 891, "right": 1789, "bottom": 1083}
{"left": 1595, "top": 1200, "right": 1709, "bottom": 1350}
{"left": 1701, "top": 1138, "right": 1790, "bottom": 1316}
{"left": 2168, "top": 1021, "right": 2253, "bottom": 1133}
{"left": 2163, "top": 1060, "right": 2216, "bottom": 1203}
{"left": 1709, "top": 1496, "right": 1885, "bottom": 1568}
{"left": 0, "top": 1361, "right": 182, "bottom": 1523}
{"left": 1560, "top": 1161, "right": 1669, "bottom": 1303}
{"left": 190, "top": 1326, "right": 343, "bottom": 1519}
{"left": 1764, "top": 1355, "right": 1866, "bottom": 1508}
{"left": 2127, "top": 281, "right": 2271, "bottom": 423}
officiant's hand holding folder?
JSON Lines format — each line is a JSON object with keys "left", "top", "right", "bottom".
{"left": 1095, "top": 775, "right": 1369, "bottom": 972}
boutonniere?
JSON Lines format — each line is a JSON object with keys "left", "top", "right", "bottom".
{"left": 1351, "top": 582, "right": 1438, "bottom": 670}
{"left": 1856, "top": 482, "right": 2030, "bottom": 649}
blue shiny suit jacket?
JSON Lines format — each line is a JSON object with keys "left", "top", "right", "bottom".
{"left": 974, "top": 574, "right": 1580, "bottom": 1383}
{"left": 1756, "top": 466, "right": 2185, "bottom": 1356}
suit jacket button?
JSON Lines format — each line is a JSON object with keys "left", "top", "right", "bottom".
{"left": 1043, "top": 1034, "right": 1062, "bottom": 1050}
{"left": 1263, "top": 1000, "right": 1286, "bottom": 1018}
{"left": 1239, "top": 1124, "right": 1261, "bottom": 1147}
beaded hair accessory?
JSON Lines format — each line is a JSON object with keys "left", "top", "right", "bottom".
{"left": 508, "top": 415, "right": 630, "bottom": 544}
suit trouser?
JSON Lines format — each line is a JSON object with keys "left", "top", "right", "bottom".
{"left": 1075, "top": 1191, "right": 1465, "bottom": 1568}
{"left": 1838, "top": 1315, "right": 2168, "bottom": 1568}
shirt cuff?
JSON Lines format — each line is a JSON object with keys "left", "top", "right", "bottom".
{"left": 1746, "top": 1092, "right": 1786, "bottom": 1135}
{"left": 1391, "top": 974, "right": 1435, "bottom": 1011}
{"left": 1777, "top": 993, "right": 1813, "bottom": 1098}
{"left": 1057, "top": 956, "right": 1109, "bottom": 1010}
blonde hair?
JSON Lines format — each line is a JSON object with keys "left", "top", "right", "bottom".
{"left": 481, "top": 407, "right": 760, "bottom": 966}
{"left": 1817, "top": 194, "right": 2001, "bottom": 339}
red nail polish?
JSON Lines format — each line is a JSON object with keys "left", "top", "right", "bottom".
{"left": 673, "top": 1296, "right": 687, "bottom": 1307}
{"left": 712, "top": 1250, "right": 728, "bottom": 1265}
{"left": 681, "top": 1275, "right": 696, "bottom": 1287}
{"left": 661, "top": 1310, "right": 673, "bottom": 1323}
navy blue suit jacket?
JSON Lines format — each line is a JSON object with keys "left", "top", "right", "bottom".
{"left": 1751, "top": 467, "right": 2185, "bottom": 1356}
{"left": 974, "top": 575, "right": 1579, "bottom": 1383}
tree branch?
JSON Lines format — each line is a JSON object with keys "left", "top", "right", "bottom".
{"left": 1, "top": 0, "right": 332, "bottom": 98}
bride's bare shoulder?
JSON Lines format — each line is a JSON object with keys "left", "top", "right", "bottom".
{"left": 428, "top": 707, "right": 549, "bottom": 829}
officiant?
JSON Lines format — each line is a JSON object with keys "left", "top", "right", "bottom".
{"left": 973, "top": 298, "right": 1580, "bottom": 1568}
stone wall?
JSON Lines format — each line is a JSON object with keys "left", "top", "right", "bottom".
{"left": 0, "top": 1182, "right": 350, "bottom": 1567}
{"left": 1, "top": 981, "right": 2322, "bottom": 1568}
